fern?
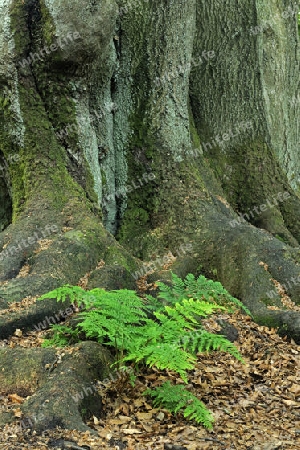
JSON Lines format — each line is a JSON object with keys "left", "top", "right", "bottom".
{"left": 41, "top": 325, "right": 80, "bottom": 348}
{"left": 76, "top": 289, "right": 148, "bottom": 351}
{"left": 155, "top": 272, "right": 252, "bottom": 316}
{"left": 39, "top": 284, "right": 94, "bottom": 308}
{"left": 122, "top": 298, "right": 243, "bottom": 380}
{"left": 123, "top": 342, "right": 196, "bottom": 382}
{"left": 181, "top": 329, "right": 244, "bottom": 362}
{"left": 38, "top": 273, "right": 245, "bottom": 428}
{"left": 163, "top": 298, "right": 226, "bottom": 323}
{"left": 154, "top": 272, "right": 186, "bottom": 306}
{"left": 39, "top": 285, "right": 84, "bottom": 303}
{"left": 145, "top": 381, "right": 213, "bottom": 429}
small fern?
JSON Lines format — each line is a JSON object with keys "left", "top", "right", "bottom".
{"left": 123, "top": 342, "right": 196, "bottom": 382}
{"left": 145, "top": 381, "right": 213, "bottom": 429}
{"left": 38, "top": 273, "right": 246, "bottom": 428}
{"left": 41, "top": 324, "right": 80, "bottom": 348}
{"left": 162, "top": 298, "right": 226, "bottom": 324}
{"left": 39, "top": 284, "right": 92, "bottom": 306}
{"left": 152, "top": 272, "right": 252, "bottom": 316}
{"left": 121, "top": 297, "right": 243, "bottom": 381}
{"left": 181, "top": 329, "right": 244, "bottom": 362}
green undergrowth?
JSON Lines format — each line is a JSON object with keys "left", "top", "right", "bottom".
{"left": 38, "top": 272, "right": 248, "bottom": 429}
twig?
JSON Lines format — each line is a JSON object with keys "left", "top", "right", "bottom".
{"left": 199, "top": 437, "right": 226, "bottom": 446}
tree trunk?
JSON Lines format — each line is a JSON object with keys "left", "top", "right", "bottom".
{"left": 0, "top": 0, "right": 299, "bottom": 433}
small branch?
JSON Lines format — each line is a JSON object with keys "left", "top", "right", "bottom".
{"left": 199, "top": 437, "right": 226, "bottom": 446}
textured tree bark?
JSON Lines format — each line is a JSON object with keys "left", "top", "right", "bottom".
{"left": 116, "top": 0, "right": 300, "bottom": 340}
{"left": 0, "top": 341, "right": 111, "bottom": 432}
{"left": 0, "top": 0, "right": 299, "bottom": 432}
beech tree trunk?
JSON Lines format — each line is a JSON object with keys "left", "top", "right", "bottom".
{"left": 0, "top": 0, "right": 299, "bottom": 433}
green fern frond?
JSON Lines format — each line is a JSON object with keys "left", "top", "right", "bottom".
{"left": 156, "top": 273, "right": 186, "bottom": 304}
{"left": 145, "top": 381, "right": 213, "bottom": 429}
{"left": 82, "top": 288, "right": 147, "bottom": 313}
{"left": 76, "top": 289, "right": 148, "bottom": 350}
{"left": 144, "top": 344, "right": 196, "bottom": 382}
{"left": 123, "top": 343, "right": 196, "bottom": 382}
{"left": 78, "top": 313, "right": 145, "bottom": 350}
{"left": 123, "top": 319, "right": 168, "bottom": 348}
{"left": 157, "top": 317, "right": 190, "bottom": 344}
{"left": 77, "top": 310, "right": 119, "bottom": 340}
{"left": 41, "top": 325, "right": 80, "bottom": 348}
{"left": 38, "top": 284, "right": 90, "bottom": 305}
{"left": 183, "top": 329, "right": 243, "bottom": 362}
{"left": 144, "top": 294, "right": 164, "bottom": 312}
{"left": 153, "top": 298, "right": 225, "bottom": 338}
{"left": 166, "top": 298, "right": 226, "bottom": 322}
{"left": 184, "top": 273, "right": 198, "bottom": 292}
{"left": 189, "top": 275, "right": 251, "bottom": 314}
{"left": 169, "top": 272, "right": 186, "bottom": 297}
{"left": 86, "top": 291, "right": 146, "bottom": 320}
{"left": 157, "top": 272, "right": 252, "bottom": 316}
{"left": 154, "top": 308, "right": 195, "bottom": 331}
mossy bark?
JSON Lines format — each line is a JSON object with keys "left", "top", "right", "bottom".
{"left": 0, "top": 341, "right": 112, "bottom": 432}
{"left": 0, "top": 0, "right": 299, "bottom": 433}
{"left": 0, "top": 0, "right": 140, "bottom": 303}
{"left": 115, "top": 0, "right": 300, "bottom": 343}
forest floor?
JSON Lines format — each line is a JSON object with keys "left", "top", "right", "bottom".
{"left": 0, "top": 310, "right": 299, "bottom": 450}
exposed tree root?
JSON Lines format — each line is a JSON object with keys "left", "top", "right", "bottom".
{"left": 0, "top": 342, "right": 111, "bottom": 433}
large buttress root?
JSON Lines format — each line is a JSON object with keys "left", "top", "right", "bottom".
{"left": 0, "top": 341, "right": 112, "bottom": 433}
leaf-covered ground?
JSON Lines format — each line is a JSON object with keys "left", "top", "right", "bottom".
{"left": 0, "top": 311, "right": 299, "bottom": 450}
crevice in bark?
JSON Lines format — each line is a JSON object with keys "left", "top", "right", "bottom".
{"left": 110, "top": 87, "right": 121, "bottom": 236}
{"left": 108, "top": 18, "right": 124, "bottom": 237}
{"left": 23, "top": 0, "right": 45, "bottom": 109}
{"left": 0, "top": 153, "right": 12, "bottom": 232}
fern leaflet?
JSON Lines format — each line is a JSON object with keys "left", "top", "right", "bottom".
{"left": 145, "top": 381, "right": 213, "bottom": 429}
